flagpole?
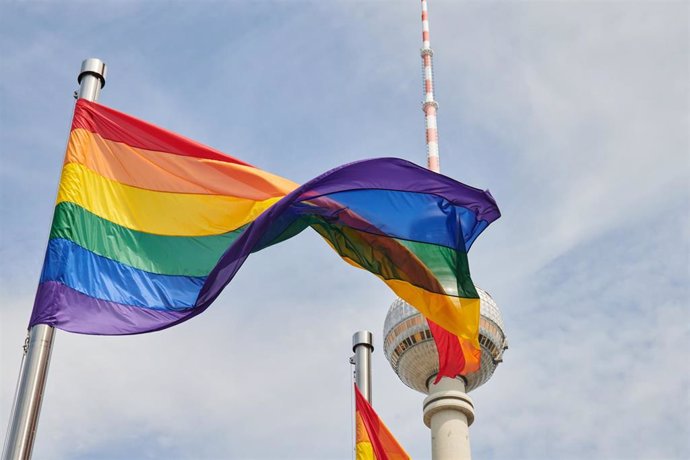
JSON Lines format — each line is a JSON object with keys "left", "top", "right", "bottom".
{"left": 351, "top": 330, "right": 373, "bottom": 403}
{"left": 2, "top": 58, "right": 106, "bottom": 460}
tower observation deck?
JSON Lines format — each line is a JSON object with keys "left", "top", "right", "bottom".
{"left": 383, "top": 288, "right": 507, "bottom": 394}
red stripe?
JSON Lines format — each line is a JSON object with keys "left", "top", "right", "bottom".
{"left": 71, "top": 99, "right": 252, "bottom": 166}
{"left": 428, "top": 320, "right": 466, "bottom": 381}
{"left": 422, "top": 31, "right": 429, "bottom": 41}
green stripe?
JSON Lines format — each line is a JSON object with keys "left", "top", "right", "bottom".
{"left": 398, "top": 240, "right": 478, "bottom": 298}
{"left": 50, "top": 202, "right": 244, "bottom": 277}
{"left": 307, "top": 218, "right": 478, "bottom": 298}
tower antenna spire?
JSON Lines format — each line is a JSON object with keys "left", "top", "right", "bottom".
{"left": 421, "top": 0, "right": 440, "bottom": 173}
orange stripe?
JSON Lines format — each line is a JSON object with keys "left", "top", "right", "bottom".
{"left": 65, "top": 128, "right": 298, "bottom": 199}
{"left": 355, "top": 410, "right": 376, "bottom": 460}
{"left": 355, "top": 411, "right": 372, "bottom": 444}
{"left": 458, "top": 336, "right": 481, "bottom": 373}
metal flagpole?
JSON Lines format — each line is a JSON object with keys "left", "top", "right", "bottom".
{"left": 351, "top": 330, "right": 373, "bottom": 403}
{"left": 2, "top": 58, "right": 107, "bottom": 460}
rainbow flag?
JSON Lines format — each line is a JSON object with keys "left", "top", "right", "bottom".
{"left": 354, "top": 384, "right": 410, "bottom": 460}
{"left": 196, "top": 157, "right": 500, "bottom": 362}
{"left": 30, "top": 99, "right": 296, "bottom": 334}
{"left": 30, "top": 100, "right": 500, "bottom": 368}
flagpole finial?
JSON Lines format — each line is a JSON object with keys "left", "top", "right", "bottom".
{"left": 352, "top": 330, "right": 374, "bottom": 352}
{"left": 352, "top": 330, "right": 374, "bottom": 404}
{"left": 77, "top": 58, "right": 107, "bottom": 101}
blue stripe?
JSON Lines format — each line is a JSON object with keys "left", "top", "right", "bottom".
{"left": 40, "top": 238, "right": 204, "bottom": 310}
{"left": 319, "top": 189, "right": 485, "bottom": 250}
{"left": 465, "top": 219, "right": 489, "bottom": 252}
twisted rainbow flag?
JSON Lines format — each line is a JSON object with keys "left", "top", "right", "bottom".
{"left": 30, "top": 100, "right": 500, "bottom": 375}
{"left": 196, "top": 156, "right": 500, "bottom": 359}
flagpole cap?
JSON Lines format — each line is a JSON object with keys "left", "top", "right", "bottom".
{"left": 78, "top": 58, "right": 107, "bottom": 88}
{"left": 352, "top": 330, "right": 374, "bottom": 352}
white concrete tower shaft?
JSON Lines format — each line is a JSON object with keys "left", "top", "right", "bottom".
{"left": 419, "top": 1, "right": 475, "bottom": 459}
{"left": 423, "top": 378, "right": 474, "bottom": 460}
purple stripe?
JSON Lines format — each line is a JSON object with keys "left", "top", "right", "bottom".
{"left": 30, "top": 281, "right": 205, "bottom": 335}
{"left": 298, "top": 158, "right": 500, "bottom": 223}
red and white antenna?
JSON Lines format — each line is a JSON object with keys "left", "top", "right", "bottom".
{"left": 421, "top": 0, "right": 440, "bottom": 173}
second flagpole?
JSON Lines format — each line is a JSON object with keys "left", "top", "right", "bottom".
{"left": 352, "top": 330, "right": 373, "bottom": 403}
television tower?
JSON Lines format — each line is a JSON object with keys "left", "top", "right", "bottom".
{"left": 382, "top": 2, "right": 508, "bottom": 459}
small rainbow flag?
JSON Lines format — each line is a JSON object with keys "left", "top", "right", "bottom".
{"left": 355, "top": 384, "right": 410, "bottom": 460}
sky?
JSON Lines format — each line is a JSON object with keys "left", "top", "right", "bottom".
{"left": 1, "top": 1, "right": 688, "bottom": 459}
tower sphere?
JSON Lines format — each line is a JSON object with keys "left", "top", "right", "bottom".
{"left": 383, "top": 287, "right": 507, "bottom": 394}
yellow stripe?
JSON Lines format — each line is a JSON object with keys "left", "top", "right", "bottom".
{"left": 385, "top": 278, "right": 480, "bottom": 347}
{"left": 356, "top": 441, "right": 376, "bottom": 460}
{"left": 56, "top": 163, "right": 281, "bottom": 236}
{"left": 339, "top": 255, "right": 480, "bottom": 345}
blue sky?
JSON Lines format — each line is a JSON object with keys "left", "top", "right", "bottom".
{"left": 1, "top": 1, "right": 688, "bottom": 459}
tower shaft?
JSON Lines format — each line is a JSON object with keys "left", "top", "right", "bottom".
{"left": 423, "top": 378, "right": 474, "bottom": 460}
